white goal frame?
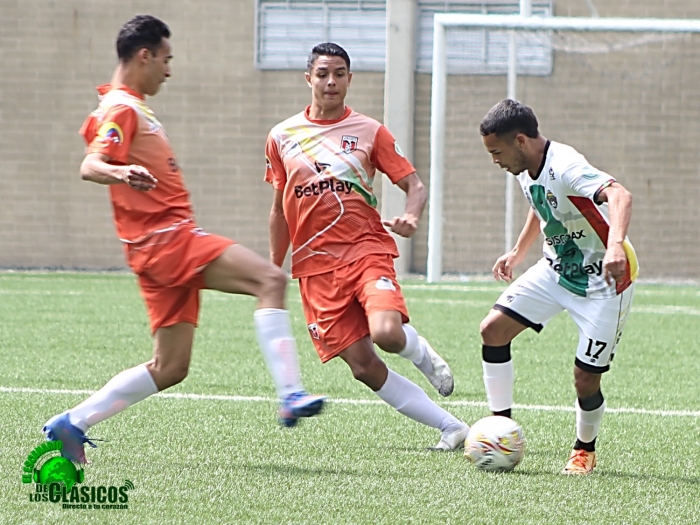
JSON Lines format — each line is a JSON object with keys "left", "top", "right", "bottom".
{"left": 427, "top": 13, "right": 700, "bottom": 283}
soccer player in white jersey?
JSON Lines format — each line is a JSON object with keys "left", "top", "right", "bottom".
{"left": 265, "top": 43, "right": 469, "bottom": 450}
{"left": 478, "top": 99, "right": 638, "bottom": 474}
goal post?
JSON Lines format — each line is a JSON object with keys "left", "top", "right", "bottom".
{"left": 427, "top": 14, "right": 700, "bottom": 283}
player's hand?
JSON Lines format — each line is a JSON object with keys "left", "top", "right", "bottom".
{"left": 382, "top": 214, "right": 419, "bottom": 238}
{"left": 603, "top": 242, "right": 627, "bottom": 285}
{"left": 121, "top": 165, "right": 157, "bottom": 191}
{"left": 492, "top": 249, "right": 523, "bottom": 282}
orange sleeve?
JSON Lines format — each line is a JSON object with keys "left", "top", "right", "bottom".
{"left": 370, "top": 125, "right": 416, "bottom": 184}
{"left": 264, "top": 133, "right": 287, "bottom": 190}
{"left": 82, "top": 105, "right": 138, "bottom": 164}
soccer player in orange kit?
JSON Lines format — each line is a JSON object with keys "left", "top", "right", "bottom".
{"left": 265, "top": 43, "right": 469, "bottom": 450}
{"left": 43, "top": 15, "right": 325, "bottom": 464}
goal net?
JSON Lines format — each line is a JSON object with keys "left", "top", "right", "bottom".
{"left": 425, "top": 15, "right": 700, "bottom": 282}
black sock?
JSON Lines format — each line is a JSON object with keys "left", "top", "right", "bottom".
{"left": 579, "top": 390, "right": 604, "bottom": 411}
{"left": 493, "top": 408, "right": 512, "bottom": 419}
{"left": 482, "top": 343, "right": 511, "bottom": 364}
{"left": 574, "top": 438, "right": 596, "bottom": 452}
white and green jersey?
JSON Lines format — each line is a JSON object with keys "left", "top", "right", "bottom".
{"left": 516, "top": 140, "right": 639, "bottom": 299}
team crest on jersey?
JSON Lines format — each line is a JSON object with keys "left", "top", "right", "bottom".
{"left": 97, "top": 122, "right": 124, "bottom": 145}
{"left": 341, "top": 135, "right": 358, "bottom": 153}
{"left": 376, "top": 276, "right": 396, "bottom": 291}
{"left": 190, "top": 228, "right": 210, "bottom": 237}
{"left": 546, "top": 190, "right": 558, "bottom": 209}
{"left": 307, "top": 323, "right": 320, "bottom": 340}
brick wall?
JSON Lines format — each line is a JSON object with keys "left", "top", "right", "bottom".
{"left": 413, "top": 0, "right": 700, "bottom": 279}
{"left": 1, "top": 0, "right": 698, "bottom": 280}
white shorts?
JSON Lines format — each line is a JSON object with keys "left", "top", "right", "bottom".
{"left": 494, "top": 259, "right": 634, "bottom": 373}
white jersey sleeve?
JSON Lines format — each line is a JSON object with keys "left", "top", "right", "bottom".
{"left": 560, "top": 164, "right": 615, "bottom": 203}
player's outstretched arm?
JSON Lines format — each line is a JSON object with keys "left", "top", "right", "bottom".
{"left": 597, "top": 182, "right": 633, "bottom": 284}
{"left": 269, "top": 188, "right": 291, "bottom": 267}
{"left": 80, "top": 152, "right": 157, "bottom": 191}
{"left": 381, "top": 172, "right": 427, "bottom": 238}
{"left": 493, "top": 208, "right": 540, "bottom": 282}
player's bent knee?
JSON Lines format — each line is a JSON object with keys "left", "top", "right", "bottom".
{"left": 371, "top": 326, "right": 403, "bottom": 352}
{"left": 480, "top": 307, "right": 526, "bottom": 346}
{"left": 348, "top": 359, "right": 386, "bottom": 390}
{"left": 258, "top": 265, "right": 288, "bottom": 293}
{"left": 161, "top": 366, "right": 189, "bottom": 389}
{"left": 480, "top": 317, "right": 508, "bottom": 346}
{"left": 147, "top": 361, "right": 189, "bottom": 390}
{"left": 349, "top": 361, "right": 371, "bottom": 383}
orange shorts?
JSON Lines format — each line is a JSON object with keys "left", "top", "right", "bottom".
{"left": 124, "top": 223, "right": 234, "bottom": 333}
{"left": 298, "top": 254, "right": 409, "bottom": 363}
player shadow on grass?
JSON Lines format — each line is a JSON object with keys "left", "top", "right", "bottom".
{"left": 596, "top": 470, "right": 700, "bottom": 485}
{"left": 485, "top": 468, "right": 700, "bottom": 484}
{"left": 241, "top": 463, "right": 393, "bottom": 479}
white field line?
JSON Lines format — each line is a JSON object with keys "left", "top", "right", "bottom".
{"left": 401, "top": 284, "right": 700, "bottom": 296}
{"left": 2, "top": 288, "right": 700, "bottom": 314}
{"left": 205, "top": 294, "right": 700, "bottom": 315}
{"left": 2, "top": 279, "right": 696, "bottom": 296}
{"left": 633, "top": 305, "right": 700, "bottom": 316}
{"left": 0, "top": 290, "right": 84, "bottom": 295}
{"left": 0, "top": 386, "right": 697, "bottom": 417}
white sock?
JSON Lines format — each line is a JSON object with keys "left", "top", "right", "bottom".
{"left": 254, "top": 308, "right": 304, "bottom": 399}
{"left": 68, "top": 364, "right": 158, "bottom": 431}
{"left": 398, "top": 324, "right": 424, "bottom": 364}
{"left": 482, "top": 361, "right": 514, "bottom": 412}
{"left": 576, "top": 399, "right": 606, "bottom": 443}
{"left": 375, "top": 369, "right": 461, "bottom": 432}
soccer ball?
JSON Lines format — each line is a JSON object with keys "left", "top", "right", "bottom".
{"left": 464, "top": 416, "right": 526, "bottom": 472}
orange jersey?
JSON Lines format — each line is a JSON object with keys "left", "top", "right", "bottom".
{"left": 265, "top": 106, "right": 415, "bottom": 278}
{"left": 79, "top": 84, "right": 193, "bottom": 243}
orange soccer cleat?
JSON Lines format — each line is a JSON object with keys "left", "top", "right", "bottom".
{"left": 561, "top": 449, "right": 597, "bottom": 475}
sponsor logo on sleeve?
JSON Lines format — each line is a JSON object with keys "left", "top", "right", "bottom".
{"left": 581, "top": 168, "right": 600, "bottom": 180}
{"left": 97, "top": 122, "right": 124, "bottom": 146}
{"left": 549, "top": 168, "right": 555, "bottom": 180}
{"left": 265, "top": 156, "right": 272, "bottom": 169}
{"left": 394, "top": 141, "right": 405, "bottom": 157}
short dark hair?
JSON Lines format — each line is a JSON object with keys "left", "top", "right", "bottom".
{"left": 116, "top": 15, "right": 171, "bottom": 62}
{"left": 307, "top": 42, "right": 351, "bottom": 71}
{"left": 479, "top": 99, "right": 539, "bottom": 139}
